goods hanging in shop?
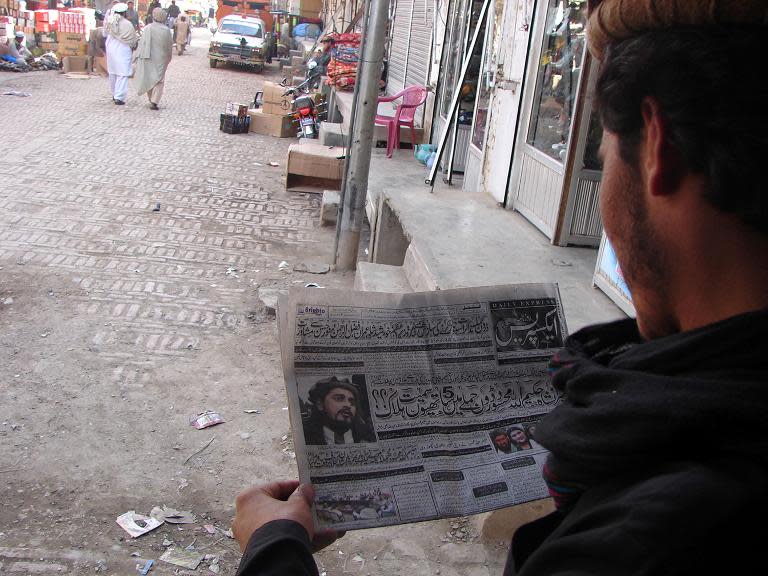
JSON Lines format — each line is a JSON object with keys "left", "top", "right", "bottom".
{"left": 325, "top": 32, "right": 360, "bottom": 91}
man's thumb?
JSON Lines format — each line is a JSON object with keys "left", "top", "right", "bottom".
{"left": 290, "top": 483, "right": 315, "bottom": 507}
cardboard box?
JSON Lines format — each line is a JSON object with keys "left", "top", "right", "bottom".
{"left": 285, "top": 141, "right": 346, "bottom": 193}
{"left": 92, "top": 55, "right": 107, "bottom": 76}
{"left": 288, "top": 0, "right": 322, "bottom": 18}
{"left": 248, "top": 108, "right": 295, "bottom": 138}
{"left": 225, "top": 102, "right": 249, "bottom": 117}
{"left": 58, "top": 42, "right": 86, "bottom": 56}
{"left": 57, "top": 31, "right": 86, "bottom": 56}
{"left": 62, "top": 55, "right": 87, "bottom": 74}
{"left": 262, "top": 81, "right": 293, "bottom": 116}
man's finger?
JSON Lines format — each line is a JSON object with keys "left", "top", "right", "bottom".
{"left": 289, "top": 483, "right": 315, "bottom": 507}
{"left": 259, "top": 479, "right": 301, "bottom": 501}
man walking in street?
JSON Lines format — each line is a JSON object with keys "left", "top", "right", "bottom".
{"left": 124, "top": 0, "right": 139, "bottom": 29}
{"left": 144, "top": 0, "right": 161, "bottom": 24}
{"left": 105, "top": 2, "right": 138, "bottom": 105}
{"left": 87, "top": 11, "right": 107, "bottom": 75}
{"left": 229, "top": 1, "right": 768, "bottom": 575}
{"left": 173, "top": 13, "right": 190, "bottom": 55}
{"left": 134, "top": 7, "right": 172, "bottom": 110}
{"left": 166, "top": 0, "right": 181, "bottom": 28}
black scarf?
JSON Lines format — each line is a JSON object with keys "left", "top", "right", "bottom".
{"left": 538, "top": 309, "right": 768, "bottom": 510}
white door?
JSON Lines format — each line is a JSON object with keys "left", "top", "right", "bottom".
{"left": 554, "top": 54, "right": 605, "bottom": 246}
{"left": 482, "top": 0, "right": 535, "bottom": 203}
{"left": 507, "top": 0, "right": 589, "bottom": 240}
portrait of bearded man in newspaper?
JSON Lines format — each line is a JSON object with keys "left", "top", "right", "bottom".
{"left": 300, "top": 375, "right": 376, "bottom": 445}
{"left": 490, "top": 298, "right": 564, "bottom": 353}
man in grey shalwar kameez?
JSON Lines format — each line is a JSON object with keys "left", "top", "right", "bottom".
{"left": 134, "top": 7, "right": 173, "bottom": 110}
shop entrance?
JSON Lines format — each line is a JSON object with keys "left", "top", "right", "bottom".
{"left": 506, "top": 0, "right": 603, "bottom": 246}
{"left": 434, "top": 0, "right": 488, "bottom": 177}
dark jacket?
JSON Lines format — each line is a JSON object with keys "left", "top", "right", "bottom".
{"left": 237, "top": 310, "right": 768, "bottom": 576}
{"left": 302, "top": 411, "right": 376, "bottom": 445}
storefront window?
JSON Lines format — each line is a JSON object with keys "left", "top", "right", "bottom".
{"left": 527, "top": 0, "right": 587, "bottom": 163}
{"left": 441, "top": 0, "right": 467, "bottom": 118}
{"left": 470, "top": 5, "right": 492, "bottom": 149}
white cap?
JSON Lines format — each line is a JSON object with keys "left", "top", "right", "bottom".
{"left": 14, "top": 31, "right": 25, "bottom": 38}
{"left": 113, "top": 2, "right": 129, "bottom": 13}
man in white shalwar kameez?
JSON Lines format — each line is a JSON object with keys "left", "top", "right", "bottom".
{"left": 134, "top": 8, "right": 173, "bottom": 110}
{"left": 105, "top": 3, "right": 138, "bottom": 105}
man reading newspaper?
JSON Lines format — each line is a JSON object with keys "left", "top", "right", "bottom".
{"left": 232, "top": 1, "right": 768, "bottom": 574}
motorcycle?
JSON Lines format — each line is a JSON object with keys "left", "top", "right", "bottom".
{"left": 282, "top": 76, "right": 325, "bottom": 139}
{"left": 304, "top": 57, "right": 323, "bottom": 91}
{"left": 251, "top": 76, "right": 326, "bottom": 139}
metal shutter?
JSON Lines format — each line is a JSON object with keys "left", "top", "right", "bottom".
{"left": 387, "top": 0, "right": 413, "bottom": 95}
{"left": 404, "top": 0, "right": 433, "bottom": 88}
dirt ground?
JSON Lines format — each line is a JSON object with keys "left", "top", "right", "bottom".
{"left": 0, "top": 31, "right": 510, "bottom": 576}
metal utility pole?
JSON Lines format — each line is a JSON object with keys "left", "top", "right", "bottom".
{"left": 334, "top": 0, "right": 390, "bottom": 271}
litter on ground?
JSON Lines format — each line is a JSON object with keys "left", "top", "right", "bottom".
{"left": 159, "top": 547, "right": 204, "bottom": 570}
{"left": 116, "top": 511, "right": 163, "bottom": 538}
{"left": 190, "top": 411, "right": 225, "bottom": 430}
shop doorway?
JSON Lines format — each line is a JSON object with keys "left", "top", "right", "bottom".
{"left": 506, "top": 0, "right": 603, "bottom": 246}
{"left": 434, "top": 0, "right": 488, "bottom": 177}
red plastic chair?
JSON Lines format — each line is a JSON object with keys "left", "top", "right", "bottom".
{"left": 374, "top": 85, "right": 428, "bottom": 158}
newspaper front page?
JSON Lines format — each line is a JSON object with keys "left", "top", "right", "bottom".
{"left": 278, "top": 284, "right": 567, "bottom": 532}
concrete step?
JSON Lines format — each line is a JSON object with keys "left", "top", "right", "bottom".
{"left": 319, "top": 190, "right": 339, "bottom": 226}
{"left": 319, "top": 122, "right": 348, "bottom": 147}
{"left": 354, "top": 261, "right": 412, "bottom": 293}
{"left": 403, "top": 242, "right": 439, "bottom": 292}
{"left": 322, "top": 120, "right": 421, "bottom": 149}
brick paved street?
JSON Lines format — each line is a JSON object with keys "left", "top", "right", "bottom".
{"left": 0, "top": 29, "right": 358, "bottom": 574}
{"left": 0, "top": 30, "right": 507, "bottom": 576}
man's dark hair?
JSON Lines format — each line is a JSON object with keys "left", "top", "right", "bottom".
{"left": 308, "top": 376, "right": 359, "bottom": 406}
{"left": 595, "top": 26, "right": 767, "bottom": 235}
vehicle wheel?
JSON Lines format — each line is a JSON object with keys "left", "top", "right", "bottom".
{"left": 254, "top": 65, "right": 263, "bottom": 74}
{"left": 209, "top": 59, "right": 217, "bottom": 68}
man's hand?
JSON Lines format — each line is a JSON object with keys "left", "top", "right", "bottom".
{"left": 232, "top": 481, "right": 344, "bottom": 553}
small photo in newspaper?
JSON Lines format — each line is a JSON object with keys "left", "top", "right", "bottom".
{"left": 279, "top": 284, "right": 567, "bottom": 532}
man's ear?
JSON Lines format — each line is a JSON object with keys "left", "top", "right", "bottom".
{"left": 641, "top": 97, "right": 684, "bottom": 197}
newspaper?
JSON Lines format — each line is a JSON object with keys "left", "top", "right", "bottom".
{"left": 278, "top": 284, "right": 567, "bottom": 532}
